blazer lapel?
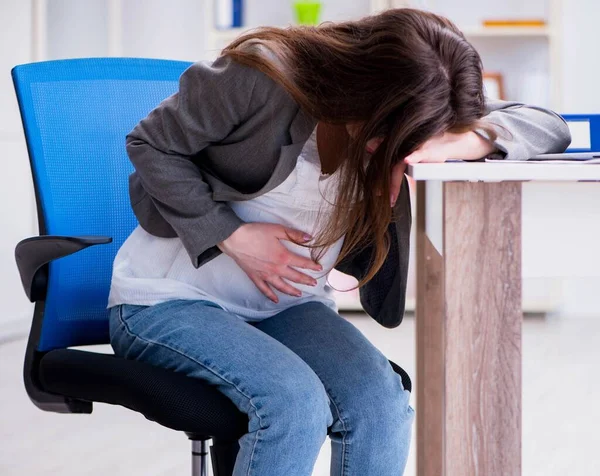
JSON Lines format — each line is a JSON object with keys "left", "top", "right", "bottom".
{"left": 211, "top": 107, "right": 317, "bottom": 201}
{"left": 265, "top": 107, "right": 318, "bottom": 190}
{"left": 289, "top": 106, "right": 318, "bottom": 143}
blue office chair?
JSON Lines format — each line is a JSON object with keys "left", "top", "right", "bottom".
{"left": 12, "top": 57, "right": 412, "bottom": 476}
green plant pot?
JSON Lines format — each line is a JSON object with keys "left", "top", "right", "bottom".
{"left": 294, "top": 1, "right": 322, "bottom": 25}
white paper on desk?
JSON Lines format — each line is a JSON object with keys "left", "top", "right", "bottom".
{"left": 485, "top": 158, "right": 600, "bottom": 164}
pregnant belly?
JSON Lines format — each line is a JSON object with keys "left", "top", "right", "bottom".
{"left": 163, "top": 193, "right": 344, "bottom": 313}
{"left": 165, "top": 231, "right": 344, "bottom": 314}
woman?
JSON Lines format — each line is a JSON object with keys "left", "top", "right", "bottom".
{"left": 108, "top": 8, "right": 570, "bottom": 476}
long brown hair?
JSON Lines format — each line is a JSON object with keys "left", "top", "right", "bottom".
{"left": 223, "top": 8, "right": 489, "bottom": 288}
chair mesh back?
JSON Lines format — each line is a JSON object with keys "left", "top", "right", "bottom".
{"left": 12, "top": 58, "right": 191, "bottom": 351}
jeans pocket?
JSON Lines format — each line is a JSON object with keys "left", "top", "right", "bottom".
{"left": 108, "top": 306, "right": 126, "bottom": 349}
{"left": 110, "top": 304, "right": 148, "bottom": 336}
{"left": 120, "top": 304, "right": 149, "bottom": 321}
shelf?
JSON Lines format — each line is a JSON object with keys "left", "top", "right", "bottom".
{"left": 207, "top": 25, "right": 554, "bottom": 53}
{"left": 462, "top": 26, "right": 553, "bottom": 38}
{"left": 208, "top": 26, "right": 554, "bottom": 49}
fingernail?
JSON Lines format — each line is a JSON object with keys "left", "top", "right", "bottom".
{"left": 296, "top": 292, "right": 302, "bottom": 297}
{"left": 311, "top": 280, "right": 318, "bottom": 286}
{"left": 303, "top": 234, "right": 312, "bottom": 241}
{"left": 390, "top": 194, "right": 396, "bottom": 206}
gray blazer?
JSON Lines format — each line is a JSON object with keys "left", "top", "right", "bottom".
{"left": 126, "top": 55, "right": 572, "bottom": 328}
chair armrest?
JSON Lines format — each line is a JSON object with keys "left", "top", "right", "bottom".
{"left": 15, "top": 235, "right": 112, "bottom": 301}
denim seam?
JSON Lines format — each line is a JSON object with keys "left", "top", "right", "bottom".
{"left": 325, "top": 388, "right": 350, "bottom": 476}
{"left": 115, "top": 307, "right": 266, "bottom": 475}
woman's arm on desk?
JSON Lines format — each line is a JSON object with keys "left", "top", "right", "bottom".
{"left": 479, "top": 99, "right": 572, "bottom": 160}
{"left": 402, "top": 99, "right": 572, "bottom": 165}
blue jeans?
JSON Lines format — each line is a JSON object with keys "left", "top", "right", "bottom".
{"left": 109, "top": 299, "right": 414, "bottom": 475}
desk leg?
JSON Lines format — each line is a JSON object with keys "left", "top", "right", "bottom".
{"left": 416, "top": 181, "right": 522, "bottom": 476}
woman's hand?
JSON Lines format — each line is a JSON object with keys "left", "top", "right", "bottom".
{"left": 404, "top": 130, "right": 496, "bottom": 164}
{"left": 218, "top": 223, "right": 323, "bottom": 303}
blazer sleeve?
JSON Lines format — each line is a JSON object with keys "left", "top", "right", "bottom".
{"left": 126, "top": 55, "right": 264, "bottom": 268}
{"left": 478, "top": 99, "right": 572, "bottom": 159}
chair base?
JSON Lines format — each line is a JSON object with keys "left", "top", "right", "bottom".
{"left": 188, "top": 434, "right": 239, "bottom": 476}
{"left": 210, "top": 439, "right": 240, "bottom": 476}
{"left": 192, "top": 439, "right": 209, "bottom": 476}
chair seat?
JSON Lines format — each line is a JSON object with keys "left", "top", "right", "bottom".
{"left": 38, "top": 349, "right": 248, "bottom": 440}
{"left": 39, "top": 349, "right": 411, "bottom": 441}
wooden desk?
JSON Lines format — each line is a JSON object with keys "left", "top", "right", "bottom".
{"left": 408, "top": 162, "right": 600, "bottom": 476}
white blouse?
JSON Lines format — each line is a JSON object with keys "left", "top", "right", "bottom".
{"left": 107, "top": 127, "right": 345, "bottom": 321}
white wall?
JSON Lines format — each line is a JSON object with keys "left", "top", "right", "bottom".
{"left": 542, "top": 0, "right": 600, "bottom": 315}
{"left": 46, "top": 0, "right": 109, "bottom": 58}
{"left": 0, "top": 0, "right": 37, "bottom": 336}
{"left": 121, "top": 0, "right": 206, "bottom": 60}
{"left": 561, "top": 0, "right": 600, "bottom": 113}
